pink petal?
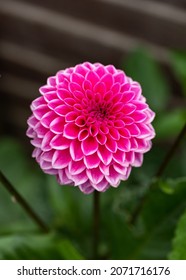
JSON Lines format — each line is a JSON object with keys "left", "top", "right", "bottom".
{"left": 121, "top": 91, "right": 135, "bottom": 103}
{"left": 78, "top": 129, "right": 89, "bottom": 141}
{"left": 89, "top": 124, "right": 98, "bottom": 136}
{"left": 41, "top": 150, "right": 54, "bottom": 162}
{"left": 86, "top": 168, "right": 104, "bottom": 184}
{"left": 86, "top": 70, "right": 99, "bottom": 85}
{"left": 93, "top": 82, "right": 106, "bottom": 94}
{"left": 50, "top": 117, "right": 65, "bottom": 134}
{"left": 96, "top": 133, "right": 107, "bottom": 145}
{"left": 79, "top": 181, "right": 94, "bottom": 194}
{"left": 122, "top": 104, "right": 136, "bottom": 115}
{"left": 70, "top": 140, "right": 84, "bottom": 161}
{"left": 109, "top": 127, "right": 120, "bottom": 140}
{"left": 50, "top": 135, "right": 71, "bottom": 150}
{"left": 41, "top": 131, "right": 55, "bottom": 151}
{"left": 117, "top": 137, "right": 131, "bottom": 151}
{"left": 84, "top": 153, "right": 100, "bottom": 168}
{"left": 71, "top": 170, "right": 88, "bottom": 186}
{"left": 127, "top": 124, "right": 140, "bottom": 136}
{"left": 63, "top": 123, "right": 79, "bottom": 139}
{"left": 105, "top": 137, "right": 117, "bottom": 153}
{"left": 133, "top": 153, "right": 143, "bottom": 167}
{"left": 97, "top": 145, "right": 112, "bottom": 165}
{"left": 34, "top": 122, "right": 48, "bottom": 137}
{"left": 99, "top": 162, "right": 110, "bottom": 176}
{"left": 57, "top": 88, "right": 72, "bottom": 100}
{"left": 47, "top": 76, "right": 56, "bottom": 87}
{"left": 113, "top": 149, "right": 125, "bottom": 165}
{"left": 105, "top": 165, "right": 121, "bottom": 187}
{"left": 55, "top": 105, "right": 71, "bottom": 116}
{"left": 27, "top": 115, "right": 38, "bottom": 128}
{"left": 68, "top": 159, "right": 86, "bottom": 175}
{"left": 33, "top": 104, "right": 49, "bottom": 120}
{"left": 130, "top": 111, "right": 147, "bottom": 123}
{"left": 113, "top": 72, "right": 125, "bottom": 83}
{"left": 101, "top": 73, "right": 114, "bottom": 90}
{"left": 81, "top": 136, "right": 98, "bottom": 156}
{"left": 40, "top": 111, "right": 57, "bottom": 128}
{"left": 52, "top": 149, "right": 71, "bottom": 168}
{"left": 65, "top": 111, "right": 78, "bottom": 122}
{"left": 93, "top": 179, "right": 109, "bottom": 192}
{"left": 58, "top": 169, "right": 73, "bottom": 185}
{"left": 70, "top": 72, "right": 84, "bottom": 85}
{"left": 69, "top": 82, "right": 82, "bottom": 93}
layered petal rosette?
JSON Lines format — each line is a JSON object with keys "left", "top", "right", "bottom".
{"left": 27, "top": 62, "right": 155, "bottom": 194}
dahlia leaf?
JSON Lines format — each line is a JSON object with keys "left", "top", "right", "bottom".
{"left": 0, "top": 233, "right": 83, "bottom": 260}
{"left": 169, "top": 208, "right": 186, "bottom": 259}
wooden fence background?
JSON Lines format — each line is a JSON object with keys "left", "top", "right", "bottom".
{"left": 0, "top": 0, "right": 186, "bottom": 141}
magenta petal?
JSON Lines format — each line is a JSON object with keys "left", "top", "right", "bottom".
{"left": 105, "top": 137, "right": 117, "bottom": 153}
{"left": 113, "top": 149, "right": 125, "bottom": 165}
{"left": 133, "top": 153, "right": 143, "bottom": 167}
{"left": 71, "top": 170, "right": 88, "bottom": 186}
{"left": 94, "top": 82, "right": 106, "bottom": 94}
{"left": 40, "top": 111, "right": 57, "bottom": 128}
{"left": 86, "top": 70, "right": 99, "bottom": 85}
{"left": 50, "top": 135, "right": 70, "bottom": 150}
{"left": 50, "top": 117, "right": 65, "bottom": 134}
{"left": 93, "top": 179, "right": 109, "bottom": 192}
{"left": 117, "top": 137, "right": 131, "bottom": 151}
{"left": 33, "top": 105, "right": 49, "bottom": 120}
{"left": 55, "top": 105, "right": 71, "bottom": 116}
{"left": 130, "top": 111, "right": 147, "bottom": 123}
{"left": 105, "top": 165, "right": 121, "bottom": 187}
{"left": 27, "top": 116, "right": 38, "bottom": 128}
{"left": 86, "top": 168, "right": 104, "bottom": 184}
{"left": 35, "top": 122, "right": 48, "bottom": 137}
{"left": 71, "top": 73, "right": 84, "bottom": 85}
{"left": 122, "top": 104, "right": 136, "bottom": 115}
{"left": 97, "top": 145, "right": 112, "bottom": 165}
{"left": 52, "top": 149, "right": 71, "bottom": 168}
{"left": 63, "top": 123, "right": 79, "bottom": 139}
{"left": 41, "top": 131, "right": 55, "bottom": 151}
{"left": 101, "top": 73, "right": 114, "bottom": 90}
{"left": 127, "top": 124, "right": 140, "bottom": 136}
{"left": 68, "top": 159, "right": 86, "bottom": 175}
{"left": 79, "top": 181, "right": 94, "bottom": 194}
{"left": 58, "top": 169, "right": 73, "bottom": 185}
{"left": 96, "top": 133, "right": 107, "bottom": 145}
{"left": 81, "top": 137, "right": 98, "bottom": 156}
{"left": 99, "top": 162, "right": 110, "bottom": 176}
{"left": 84, "top": 153, "right": 100, "bottom": 168}
{"left": 69, "top": 140, "right": 83, "bottom": 161}
{"left": 41, "top": 150, "right": 54, "bottom": 162}
{"left": 78, "top": 129, "right": 89, "bottom": 141}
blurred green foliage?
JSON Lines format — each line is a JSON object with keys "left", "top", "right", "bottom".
{"left": 0, "top": 48, "right": 185, "bottom": 260}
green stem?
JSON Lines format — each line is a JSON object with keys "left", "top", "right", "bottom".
{"left": 93, "top": 191, "right": 100, "bottom": 259}
{"left": 0, "top": 170, "right": 49, "bottom": 233}
{"left": 129, "top": 122, "right": 186, "bottom": 225}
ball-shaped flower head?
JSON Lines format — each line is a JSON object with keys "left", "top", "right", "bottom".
{"left": 27, "top": 62, "right": 155, "bottom": 194}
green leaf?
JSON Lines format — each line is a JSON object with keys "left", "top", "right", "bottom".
{"left": 153, "top": 109, "right": 186, "bottom": 139}
{"left": 0, "top": 233, "right": 84, "bottom": 260}
{"left": 169, "top": 209, "right": 186, "bottom": 259}
{"left": 0, "top": 137, "right": 52, "bottom": 231}
{"left": 170, "top": 51, "right": 186, "bottom": 95}
{"left": 103, "top": 177, "right": 186, "bottom": 259}
{"left": 124, "top": 48, "right": 170, "bottom": 112}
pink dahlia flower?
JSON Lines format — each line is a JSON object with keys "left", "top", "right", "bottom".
{"left": 27, "top": 62, "right": 155, "bottom": 194}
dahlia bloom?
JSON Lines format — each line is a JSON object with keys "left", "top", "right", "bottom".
{"left": 27, "top": 62, "right": 155, "bottom": 194}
